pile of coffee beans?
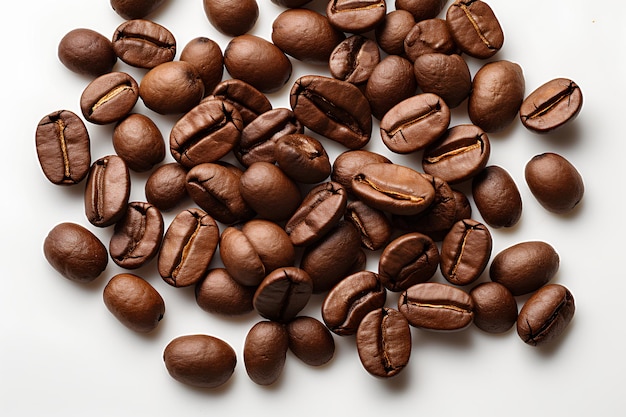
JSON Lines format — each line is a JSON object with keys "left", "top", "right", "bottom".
{"left": 37, "top": 0, "right": 583, "bottom": 387}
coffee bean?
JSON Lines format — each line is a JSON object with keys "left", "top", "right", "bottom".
{"left": 326, "top": 0, "right": 387, "bottom": 34}
{"left": 180, "top": 37, "right": 224, "bottom": 95}
{"left": 329, "top": 35, "right": 380, "bottom": 85}
{"left": 404, "top": 18, "right": 458, "bottom": 62}
{"left": 80, "top": 72, "right": 139, "bottom": 125}
{"left": 163, "top": 334, "right": 236, "bottom": 388}
{"left": 398, "top": 282, "right": 474, "bottom": 331}
{"left": 144, "top": 163, "right": 188, "bottom": 212}
{"left": 472, "top": 165, "right": 522, "bottom": 228}
{"left": 110, "top": 0, "right": 166, "bottom": 20}
{"left": 440, "top": 219, "right": 492, "bottom": 286}
{"left": 375, "top": 9, "right": 415, "bottom": 56}
{"left": 253, "top": 267, "right": 313, "bottom": 323}
{"left": 58, "top": 28, "right": 117, "bottom": 77}
{"left": 413, "top": 53, "right": 471, "bottom": 108}
{"left": 520, "top": 78, "right": 583, "bottom": 133}
{"left": 244, "top": 320, "right": 288, "bottom": 386}
{"left": 345, "top": 200, "right": 392, "bottom": 251}
{"left": 112, "top": 113, "right": 165, "bottom": 172}
{"left": 103, "top": 273, "right": 165, "bottom": 333}
{"left": 84, "top": 155, "right": 130, "bottom": 228}
{"left": 397, "top": 0, "right": 446, "bottom": 21}
{"left": 451, "top": 189, "right": 472, "bottom": 221}
{"left": 271, "top": 0, "right": 312, "bottom": 6}
{"left": 446, "top": 0, "right": 504, "bottom": 59}
{"left": 274, "top": 133, "right": 331, "bottom": 184}
{"left": 286, "top": 316, "right": 335, "bottom": 366}
{"left": 365, "top": 55, "right": 417, "bottom": 120}
{"left": 139, "top": 61, "right": 204, "bottom": 115}
{"left": 331, "top": 149, "right": 391, "bottom": 193}
{"left": 43, "top": 222, "right": 108, "bottom": 283}
{"left": 36, "top": 110, "right": 91, "bottom": 186}
{"left": 112, "top": 19, "right": 176, "bottom": 69}
{"left": 195, "top": 268, "right": 255, "bottom": 316}
{"left": 470, "top": 282, "right": 518, "bottom": 334}
{"left": 203, "top": 0, "right": 258, "bottom": 36}
{"left": 209, "top": 78, "right": 272, "bottom": 125}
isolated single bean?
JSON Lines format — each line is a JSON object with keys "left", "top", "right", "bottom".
{"left": 520, "top": 78, "right": 583, "bottom": 133}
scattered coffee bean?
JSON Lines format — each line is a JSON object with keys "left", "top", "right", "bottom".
{"left": 470, "top": 282, "right": 518, "bottom": 334}
{"left": 365, "top": 55, "right": 417, "bottom": 120}
{"left": 112, "top": 113, "right": 165, "bottom": 172}
{"left": 472, "top": 165, "right": 522, "bottom": 228}
{"left": 180, "top": 37, "right": 224, "bottom": 95}
{"left": 345, "top": 200, "right": 393, "bottom": 251}
{"left": 326, "top": 0, "right": 387, "bottom": 34}
{"left": 80, "top": 71, "right": 139, "bottom": 125}
{"left": 446, "top": 0, "right": 504, "bottom": 59}
{"left": 203, "top": 0, "right": 258, "bottom": 36}
{"left": 375, "top": 9, "right": 415, "bottom": 56}
{"left": 413, "top": 53, "right": 471, "bottom": 108}
{"left": 274, "top": 133, "right": 332, "bottom": 184}
{"left": 286, "top": 316, "right": 335, "bottom": 366}
{"left": 144, "top": 162, "right": 188, "bottom": 211}
{"left": 112, "top": 19, "right": 176, "bottom": 69}
{"left": 58, "top": 28, "right": 117, "bottom": 77}
{"left": 253, "top": 267, "right": 313, "bottom": 323}
{"left": 84, "top": 155, "right": 131, "bottom": 228}
{"left": 520, "top": 78, "right": 583, "bottom": 133}
{"left": 329, "top": 35, "right": 380, "bottom": 85}
{"left": 244, "top": 320, "right": 289, "bottom": 386}
{"left": 440, "top": 219, "right": 492, "bottom": 286}
{"left": 139, "top": 61, "right": 204, "bottom": 115}
{"left": 404, "top": 18, "right": 458, "bottom": 62}
{"left": 195, "top": 268, "right": 255, "bottom": 316}
{"left": 209, "top": 78, "right": 272, "bottom": 125}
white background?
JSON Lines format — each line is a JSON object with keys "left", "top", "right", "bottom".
{"left": 1, "top": 0, "right": 624, "bottom": 415}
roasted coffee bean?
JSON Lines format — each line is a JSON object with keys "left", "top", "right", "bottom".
{"left": 469, "top": 60, "right": 525, "bottom": 133}
{"left": 180, "top": 37, "right": 224, "bottom": 95}
{"left": 145, "top": 162, "right": 188, "bottom": 211}
{"left": 84, "top": 155, "right": 130, "bottom": 228}
{"left": 440, "top": 219, "right": 492, "bottom": 286}
{"left": 209, "top": 78, "right": 272, "bottom": 125}
{"left": 326, "top": 0, "right": 387, "bottom": 34}
{"left": 380, "top": 93, "right": 451, "bottom": 154}
{"left": 195, "top": 268, "right": 255, "bottom": 316}
{"left": 351, "top": 163, "right": 435, "bottom": 216}
{"left": 110, "top": 0, "right": 166, "bottom": 19}
{"left": 275, "top": 134, "right": 331, "bottom": 184}
{"left": 112, "top": 113, "right": 165, "bottom": 172}
{"left": 413, "top": 53, "right": 471, "bottom": 109}
{"left": 345, "top": 200, "right": 392, "bottom": 251}
{"left": 356, "top": 307, "right": 411, "bottom": 378}
{"left": 375, "top": 9, "right": 415, "bottom": 56}
{"left": 112, "top": 19, "right": 176, "bottom": 69}
{"left": 331, "top": 149, "right": 391, "bottom": 193}
{"left": 290, "top": 75, "right": 372, "bottom": 149}
{"left": 422, "top": 124, "right": 490, "bottom": 184}
{"left": 220, "top": 219, "right": 295, "bottom": 287}
{"left": 285, "top": 182, "right": 348, "bottom": 247}
{"left": 378, "top": 232, "right": 440, "bottom": 292}
{"left": 244, "top": 321, "right": 288, "bottom": 386}
{"left": 520, "top": 78, "right": 583, "bottom": 133}
{"left": 43, "top": 222, "right": 108, "bottom": 283}
{"left": 169, "top": 99, "right": 243, "bottom": 168}
{"left": 271, "top": 0, "right": 312, "bottom": 6}
{"left": 80, "top": 71, "right": 139, "bottom": 125}
{"left": 365, "top": 55, "right": 417, "bottom": 120}
{"left": 329, "top": 35, "right": 380, "bottom": 85}
{"left": 235, "top": 108, "right": 303, "bottom": 167}
{"left": 158, "top": 208, "right": 219, "bottom": 288}
{"left": 103, "top": 273, "right": 165, "bottom": 333}
{"left": 517, "top": 284, "right": 575, "bottom": 347}
{"left": 452, "top": 189, "right": 472, "bottom": 221}
{"left": 139, "top": 61, "right": 204, "bottom": 115}
{"left": 287, "top": 316, "right": 335, "bottom": 366}
{"left": 253, "top": 267, "right": 313, "bottom": 322}
{"left": 163, "top": 334, "right": 236, "bottom": 388}
{"left": 321, "top": 271, "right": 387, "bottom": 336}
{"left": 404, "top": 18, "right": 458, "bottom": 62}
{"left": 185, "top": 162, "right": 254, "bottom": 225}
{"left": 224, "top": 34, "right": 292, "bottom": 93}
{"left": 398, "top": 282, "right": 474, "bottom": 331}
{"left": 203, "top": 0, "right": 258, "bottom": 36}
{"left": 472, "top": 165, "right": 522, "bottom": 228}
{"left": 469, "top": 282, "right": 517, "bottom": 334}
{"left": 109, "top": 201, "right": 164, "bottom": 269}
{"left": 397, "top": 0, "right": 446, "bottom": 21}
{"left": 58, "top": 28, "right": 117, "bottom": 77}
{"left": 36, "top": 110, "right": 91, "bottom": 186}
{"left": 272, "top": 8, "right": 345, "bottom": 65}
{"left": 490, "top": 241, "right": 560, "bottom": 296}
{"left": 446, "top": 0, "right": 504, "bottom": 59}
{"left": 525, "top": 152, "right": 584, "bottom": 214}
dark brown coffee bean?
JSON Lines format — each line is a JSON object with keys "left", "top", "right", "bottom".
{"left": 445, "top": 0, "right": 504, "bottom": 59}
{"left": 195, "top": 268, "right": 255, "bottom": 316}
{"left": 253, "top": 267, "right": 313, "bottom": 322}
{"left": 163, "top": 334, "right": 236, "bottom": 388}
{"left": 180, "top": 37, "right": 224, "bottom": 95}
{"left": 58, "top": 28, "right": 117, "bottom": 77}
{"left": 80, "top": 72, "right": 139, "bottom": 125}
{"left": 244, "top": 321, "right": 288, "bottom": 386}
{"left": 113, "top": 113, "right": 165, "bottom": 172}
{"left": 413, "top": 53, "right": 471, "bottom": 108}
{"left": 398, "top": 282, "right": 474, "bottom": 331}
{"left": 110, "top": 0, "right": 166, "bottom": 19}
{"left": 43, "top": 222, "right": 108, "bottom": 283}
{"left": 332, "top": 150, "right": 391, "bottom": 193}
{"left": 287, "top": 316, "right": 335, "bottom": 366}
{"left": 158, "top": 208, "right": 219, "bottom": 288}
{"left": 397, "top": 0, "right": 446, "bottom": 21}
{"left": 286, "top": 182, "right": 348, "bottom": 247}
{"left": 326, "top": 0, "right": 387, "bottom": 34}
{"left": 404, "top": 18, "right": 459, "bottom": 62}
{"left": 520, "top": 78, "right": 583, "bottom": 133}
{"left": 84, "top": 155, "right": 130, "bottom": 228}
{"left": 365, "top": 55, "right": 417, "bottom": 120}
{"left": 290, "top": 75, "right": 372, "bottom": 149}
{"left": 422, "top": 124, "right": 490, "bottom": 184}
{"left": 169, "top": 99, "right": 243, "bottom": 169}
{"left": 345, "top": 200, "right": 392, "bottom": 251}
{"left": 209, "top": 78, "right": 272, "bottom": 125}
{"left": 275, "top": 134, "right": 331, "bottom": 184}
{"left": 490, "top": 241, "right": 560, "bottom": 296}
{"left": 145, "top": 163, "right": 188, "bottom": 211}
{"left": 470, "top": 282, "right": 517, "bottom": 334}
{"left": 378, "top": 232, "right": 439, "bottom": 292}
{"left": 452, "top": 189, "right": 472, "bottom": 221}
{"left": 356, "top": 307, "right": 411, "bottom": 378}
{"left": 440, "top": 219, "right": 492, "bottom": 286}
{"left": 525, "top": 152, "right": 584, "bottom": 214}
{"left": 103, "top": 273, "right": 165, "bottom": 333}
{"left": 109, "top": 201, "right": 164, "bottom": 269}
{"left": 224, "top": 35, "right": 292, "bottom": 93}
{"left": 380, "top": 93, "right": 450, "bottom": 154}
{"left": 220, "top": 219, "right": 295, "bottom": 287}
{"left": 139, "top": 61, "right": 204, "bottom": 115}
{"left": 112, "top": 19, "right": 176, "bottom": 69}
{"left": 375, "top": 10, "right": 415, "bottom": 56}
{"left": 472, "top": 165, "right": 522, "bottom": 228}
{"left": 469, "top": 60, "right": 525, "bottom": 133}
{"left": 36, "top": 110, "right": 91, "bottom": 186}
{"left": 203, "top": 0, "right": 258, "bottom": 36}
{"left": 329, "top": 35, "right": 380, "bottom": 85}
{"left": 517, "top": 284, "right": 575, "bottom": 347}
{"left": 322, "top": 271, "right": 387, "bottom": 336}
{"left": 352, "top": 163, "right": 436, "bottom": 216}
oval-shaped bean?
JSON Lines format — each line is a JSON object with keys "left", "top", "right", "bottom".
{"left": 286, "top": 316, "right": 335, "bottom": 366}
{"left": 472, "top": 165, "right": 522, "bottom": 228}
{"left": 440, "top": 219, "right": 492, "bottom": 286}
{"left": 253, "top": 267, "right": 313, "bottom": 323}
{"left": 520, "top": 78, "right": 583, "bottom": 133}
{"left": 470, "top": 282, "right": 517, "bottom": 334}
{"left": 112, "top": 19, "right": 176, "bottom": 69}
{"left": 345, "top": 200, "right": 393, "bottom": 251}
{"left": 445, "top": 0, "right": 504, "bottom": 59}
{"left": 326, "top": 0, "right": 387, "bottom": 34}
{"left": 275, "top": 133, "right": 331, "bottom": 184}
{"left": 194, "top": 268, "right": 255, "bottom": 316}
{"left": 84, "top": 155, "right": 130, "bottom": 228}
{"left": 209, "top": 78, "right": 272, "bottom": 125}
{"left": 244, "top": 320, "right": 288, "bottom": 386}
{"left": 80, "top": 72, "right": 139, "bottom": 125}
{"left": 329, "top": 35, "right": 380, "bottom": 84}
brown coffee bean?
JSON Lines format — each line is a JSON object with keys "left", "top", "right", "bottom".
{"left": 145, "top": 163, "right": 188, "bottom": 212}
{"left": 58, "top": 28, "right": 117, "bottom": 77}
{"left": 112, "top": 19, "right": 176, "bottom": 69}
{"left": 180, "top": 37, "right": 224, "bottom": 95}
{"left": 287, "top": 316, "right": 335, "bottom": 366}
{"left": 490, "top": 241, "right": 560, "bottom": 296}
{"left": 520, "top": 78, "right": 583, "bottom": 133}
{"left": 397, "top": 0, "right": 446, "bottom": 21}
{"left": 472, "top": 165, "right": 522, "bottom": 228}
{"left": 139, "top": 61, "right": 204, "bottom": 115}
{"left": 253, "top": 267, "right": 313, "bottom": 323}
{"left": 470, "top": 282, "right": 518, "bottom": 334}
{"left": 275, "top": 134, "right": 331, "bottom": 184}
{"left": 404, "top": 18, "right": 458, "bottom": 62}
{"left": 356, "top": 307, "right": 411, "bottom": 378}
{"left": 244, "top": 321, "right": 288, "bottom": 386}
{"left": 103, "top": 273, "right": 165, "bottom": 333}
{"left": 345, "top": 200, "right": 392, "bottom": 251}
{"left": 365, "top": 55, "right": 417, "bottom": 120}
{"left": 209, "top": 78, "right": 272, "bottom": 125}
{"left": 84, "top": 155, "right": 130, "bottom": 228}
{"left": 36, "top": 110, "right": 91, "bottom": 186}
{"left": 163, "top": 334, "right": 236, "bottom": 388}
{"left": 525, "top": 152, "right": 584, "bottom": 214}
{"left": 398, "top": 282, "right": 474, "bottom": 331}
{"left": 113, "top": 113, "right": 165, "bottom": 172}
{"left": 375, "top": 10, "right": 415, "bottom": 56}
{"left": 195, "top": 268, "right": 255, "bottom": 316}
{"left": 331, "top": 150, "right": 391, "bottom": 193}
{"left": 517, "top": 284, "right": 575, "bottom": 347}
{"left": 440, "top": 219, "right": 492, "bottom": 286}
{"left": 271, "top": 0, "right": 312, "bottom": 6}
{"left": 413, "top": 53, "right": 471, "bottom": 109}
{"left": 203, "top": 0, "right": 258, "bottom": 36}
{"left": 43, "top": 222, "right": 108, "bottom": 283}
{"left": 452, "top": 189, "right": 472, "bottom": 221}
{"left": 110, "top": 0, "right": 166, "bottom": 19}
{"left": 80, "top": 71, "right": 139, "bottom": 125}
{"left": 446, "top": 0, "right": 504, "bottom": 59}
{"left": 329, "top": 35, "right": 380, "bottom": 85}
{"left": 326, "top": 0, "right": 387, "bottom": 34}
